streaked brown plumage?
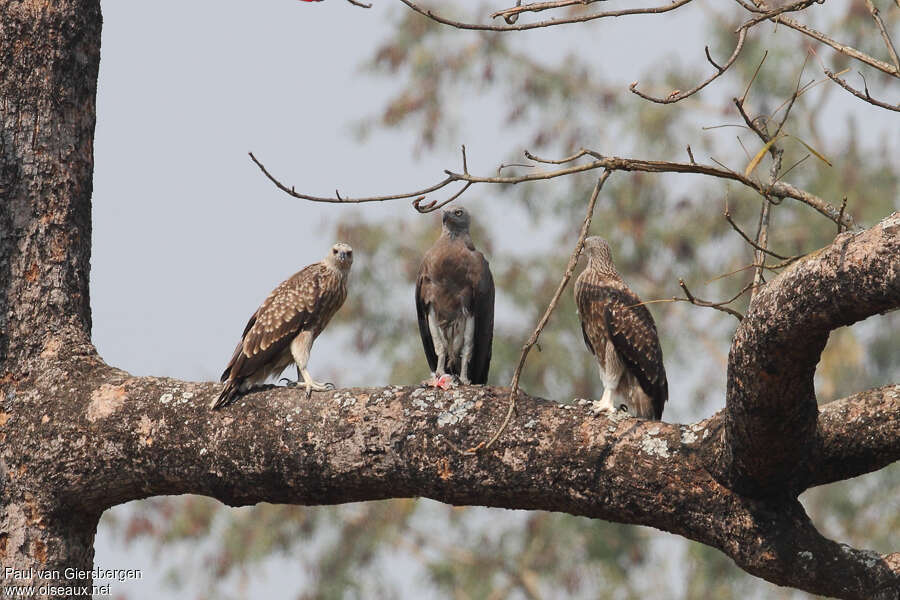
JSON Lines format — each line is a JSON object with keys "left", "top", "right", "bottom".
{"left": 211, "top": 242, "right": 352, "bottom": 409}
{"left": 416, "top": 206, "right": 494, "bottom": 385}
{"left": 574, "top": 237, "right": 667, "bottom": 419}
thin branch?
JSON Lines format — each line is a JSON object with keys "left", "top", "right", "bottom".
{"left": 740, "top": 50, "right": 768, "bottom": 105}
{"left": 863, "top": 0, "right": 900, "bottom": 72}
{"left": 752, "top": 200, "right": 772, "bottom": 292}
{"left": 491, "top": 0, "right": 605, "bottom": 20}
{"left": 475, "top": 171, "right": 612, "bottom": 453}
{"left": 747, "top": 0, "right": 900, "bottom": 77}
{"left": 677, "top": 279, "right": 750, "bottom": 320}
{"left": 737, "top": 0, "right": 819, "bottom": 30}
{"left": 837, "top": 195, "right": 848, "bottom": 234}
{"left": 251, "top": 148, "right": 855, "bottom": 229}
{"left": 345, "top": 0, "right": 373, "bottom": 7}
{"left": 705, "top": 45, "right": 724, "bottom": 72}
{"left": 725, "top": 209, "right": 795, "bottom": 260}
{"left": 629, "top": 29, "right": 748, "bottom": 104}
{"left": 249, "top": 151, "right": 457, "bottom": 204}
{"left": 413, "top": 181, "right": 473, "bottom": 213}
{"left": 398, "top": 0, "right": 697, "bottom": 32}
{"left": 774, "top": 153, "right": 810, "bottom": 184}
{"left": 824, "top": 69, "right": 900, "bottom": 112}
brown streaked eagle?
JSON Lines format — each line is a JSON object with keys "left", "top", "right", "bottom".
{"left": 211, "top": 242, "right": 353, "bottom": 409}
{"left": 574, "top": 237, "right": 667, "bottom": 419}
{"left": 416, "top": 207, "right": 494, "bottom": 387}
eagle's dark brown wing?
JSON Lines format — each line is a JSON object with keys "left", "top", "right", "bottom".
{"left": 574, "top": 270, "right": 603, "bottom": 357}
{"left": 415, "top": 269, "right": 438, "bottom": 374}
{"left": 603, "top": 288, "right": 667, "bottom": 419}
{"left": 468, "top": 252, "right": 494, "bottom": 384}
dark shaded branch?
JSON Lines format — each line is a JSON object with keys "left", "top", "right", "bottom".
{"left": 720, "top": 212, "right": 900, "bottom": 496}
{"left": 808, "top": 385, "right": 900, "bottom": 488}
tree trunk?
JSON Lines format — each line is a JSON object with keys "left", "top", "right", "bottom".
{"left": 2, "top": 2, "right": 101, "bottom": 597}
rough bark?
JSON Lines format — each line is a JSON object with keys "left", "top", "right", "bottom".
{"left": 721, "top": 216, "right": 900, "bottom": 497}
{"left": 1, "top": 1, "right": 101, "bottom": 596}
{"left": 0, "top": 1, "right": 898, "bottom": 599}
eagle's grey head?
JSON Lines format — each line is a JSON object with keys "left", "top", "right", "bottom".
{"left": 325, "top": 242, "right": 353, "bottom": 273}
{"left": 442, "top": 206, "right": 471, "bottom": 236}
{"left": 583, "top": 236, "right": 617, "bottom": 274}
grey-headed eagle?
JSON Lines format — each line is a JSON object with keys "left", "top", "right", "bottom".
{"left": 416, "top": 207, "right": 494, "bottom": 387}
{"left": 211, "top": 242, "right": 352, "bottom": 409}
{"left": 574, "top": 237, "right": 667, "bottom": 419}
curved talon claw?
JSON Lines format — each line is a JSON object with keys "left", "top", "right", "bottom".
{"left": 324, "top": 382, "right": 336, "bottom": 391}
{"left": 279, "top": 378, "right": 297, "bottom": 387}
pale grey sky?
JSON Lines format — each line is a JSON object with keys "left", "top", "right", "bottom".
{"left": 89, "top": 1, "right": 897, "bottom": 598}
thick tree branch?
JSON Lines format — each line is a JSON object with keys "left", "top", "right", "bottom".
{"left": 808, "top": 385, "right": 900, "bottom": 487}
{"left": 4, "top": 354, "right": 898, "bottom": 598}
{"left": 720, "top": 212, "right": 900, "bottom": 496}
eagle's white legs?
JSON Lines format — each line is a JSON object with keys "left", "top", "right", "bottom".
{"left": 290, "top": 331, "right": 334, "bottom": 398}
{"left": 427, "top": 311, "right": 448, "bottom": 376}
{"left": 597, "top": 340, "right": 625, "bottom": 413}
{"left": 458, "top": 315, "right": 475, "bottom": 384}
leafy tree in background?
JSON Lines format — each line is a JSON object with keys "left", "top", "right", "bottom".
{"left": 109, "top": 3, "right": 899, "bottom": 599}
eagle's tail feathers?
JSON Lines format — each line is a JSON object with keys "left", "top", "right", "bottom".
{"left": 210, "top": 379, "right": 241, "bottom": 410}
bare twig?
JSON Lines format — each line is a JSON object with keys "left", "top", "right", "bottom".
{"left": 250, "top": 148, "right": 855, "bottom": 228}
{"left": 824, "top": 69, "right": 900, "bottom": 112}
{"left": 398, "top": 0, "right": 696, "bottom": 32}
{"left": 740, "top": 50, "right": 768, "bottom": 105}
{"left": 413, "top": 182, "right": 473, "bottom": 213}
{"left": 474, "top": 171, "right": 612, "bottom": 454}
{"left": 677, "top": 279, "right": 750, "bottom": 320}
{"left": 345, "top": 0, "right": 373, "bottom": 7}
{"left": 725, "top": 210, "right": 795, "bottom": 260}
{"left": 863, "top": 0, "right": 900, "bottom": 72}
{"left": 686, "top": 145, "right": 696, "bottom": 164}
{"left": 629, "top": 29, "right": 748, "bottom": 104}
{"left": 746, "top": 0, "right": 900, "bottom": 76}
{"left": 705, "top": 46, "right": 724, "bottom": 72}
{"left": 774, "top": 154, "right": 810, "bottom": 183}
{"left": 491, "top": 0, "right": 605, "bottom": 20}
{"left": 752, "top": 200, "right": 772, "bottom": 292}
{"left": 737, "top": 0, "right": 819, "bottom": 30}
{"left": 837, "top": 196, "right": 848, "bottom": 234}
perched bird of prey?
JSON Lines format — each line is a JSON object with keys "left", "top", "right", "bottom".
{"left": 211, "top": 242, "right": 353, "bottom": 410}
{"left": 574, "top": 237, "right": 667, "bottom": 419}
{"left": 416, "top": 207, "right": 494, "bottom": 387}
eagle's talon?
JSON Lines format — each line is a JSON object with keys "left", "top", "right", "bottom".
{"left": 280, "top": 378, "right": 298, "bottom": 387}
